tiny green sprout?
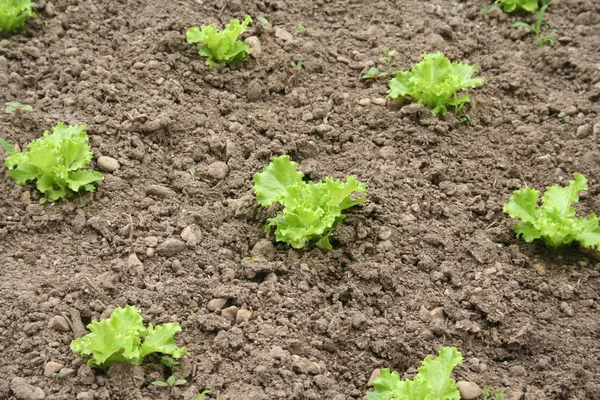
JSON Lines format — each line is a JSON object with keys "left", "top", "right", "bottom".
{"left": 189, "top": 164, "right": 196, "bottom": 177}
{"left": 290, "top": 59, "right": 303, "bottom": 73}
{"left": 512, "top": 3, "right": 556, "bottom": 47}
{"left": 362, "top": 66, "right": 388, "bottom": 80}
{"left": 152, "top": 375, "right": 187, "bottom": 388}
{"left": 241, "top": 256, "right": 255, "bottom": 262}
{"left": 5, "top": 101, "right": 33, "bottom": 119}
{"left": 160, "top": 356, "right": 180, "bottom": 368}
{"left": 49, "top": 372, "right": 60, "bottom": 383}
{"left": 482, "top": 385, "right": 504, "bottom": 400}
{"left": 256, "top": 16, "right": 270, "bottom": 31}
{"left": 189, "top": 310, "right": 197, "bottom": 316}
{"left": 379, "top": 48, "right": 396, "bottom": 65}
{"left": 459, "top": 113, "right": 473, "bottom": 125}
{"left": 557, "top": 111, "right": 567, "bottom": 119}
{"left": 323, "top": 107, "right": 329, "bottom": 117}
{"left": 296, "top": 23, "right": 305, "bottom": 34}
{"left": 190, "top": 390, "right": 211, "bottom": 400}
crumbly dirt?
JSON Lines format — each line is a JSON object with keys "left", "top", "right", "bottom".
{"left": 1, "top": 0, "right": 599, "bottom": 399}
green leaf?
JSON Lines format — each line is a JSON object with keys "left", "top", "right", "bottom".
{"left": 388, "top": 52, "right": 484, "bottom": 116}
{"left": 253, "top": 155, "right": 304, "bottom": 206}
{"left": 186, "top": 15, "right": 252, "bottom": 68}
{"left": 495, "top": 0, "right": 539, "bottom": 13}
{"left": 504, "top": 174, "right": 600, "bottom": 248}
{"left": 512, "top": 21, "right": 533, "bottom": 29}
{"left": 367, "top": 347, "right": 463, "bottom": 400}
{"left": 3, "top": 122, "right": 103, "bottom": 202}
{"left": 0, "top": 137, "right": 16, "bottom": 156}
{"left": 0, "top": 0, "right": 37, "bottom": 34}
{"left": 70, "top": 305, "right": 187, "bottom": 369}
{"left": 152, "top": 381, "right": 169, "bottom": 387}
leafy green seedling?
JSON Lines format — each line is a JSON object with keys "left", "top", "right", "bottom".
{"left": 253, "top": 155, "right": 366, "bottom": 250}
{"left": 362, "top": 67, "right": 388, "bottom": 80}
{"left": 152, "top": 375, "right": 187, "bottom": 388}
{"left": 483, "top": 0, "right": 540, "bottom": 14}
{"left": 160, "top": 356, "right": 180, "bottom": 368}
{"left": 290, "top": 59, "right": 303, "bottom": 73}
{"left": 0, "top": 0, "right": 37, "bottom": 34}
{"left": 5, "top": 101, "right": 33, "bottom": 119}
{"left": 70, "top": 305, "right": 188, "bottom": 369}
{"left": 186, "top": 15, "right": 253, "bottom": 68}
{"left": 1, "top": 123, "right": 103, "bottom": 203}
{"left": 512, "top": 3, "right": 556, "bottom": 46}
{"left": 190, "top": 390, "right": 211, "bottom": 400}
{"left": 483, "top": 385, "right": 504, "bottom": 400}
{"left": 379, "top": 48, "right": 396, "bottom": 66}
{"left": 367, "top": 347, "right": 463, "bottom": 399}
{"left": 256, "top": 16, "right": 270, "bottom": 31}
{"left": 503, "top": 173, "right": 600, "bottom": 248}
{"left": 296, "top": 23, "right": 305, "bottom": 34}
{"left": 189, "top": 164, "right": 196, "bottom": 178}
{"left": 389, "top": 52, "right": 485, "bottom": 116}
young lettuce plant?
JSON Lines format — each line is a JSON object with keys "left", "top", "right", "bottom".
{"left": 70, "top": 305, "right": 188, "bottom": 369}
{"left": 1, "top": 122, "right": 103, "bottom": 203}
{"left": 484, "top": 0, "right": 540, "bottom": 14}
{"left": 367, "top": 347, "right": 463, "bottom": 400}
{"left": 0, "top": 0, "right": 37, "bottom": 34}
{"left": 186, "top": 15, "right": 252, "bottom": 69}
{"left": 389, "top": 52, "right": 485, "bottom": 117}
{"left": 503, "top": 173, "right": 600, "bottom": 248}
{"left": 253, "top": 155, "right": 366, "bottom": 250}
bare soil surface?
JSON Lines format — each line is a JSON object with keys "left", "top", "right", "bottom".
{"left": 1, "top": 0, "right": 599, "bottom": 399}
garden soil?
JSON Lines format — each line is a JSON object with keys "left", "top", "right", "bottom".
{"left": 1, "top": 0, "right": 599, "bottom": 399}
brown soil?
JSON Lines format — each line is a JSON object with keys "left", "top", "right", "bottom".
{"left": 1, "top": 0, "right": 599, "bottom": 399}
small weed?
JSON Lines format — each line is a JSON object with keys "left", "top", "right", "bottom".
{"left": 152, "top": 375, "right": 187, "bottom": 388}
{"left": 362, "top": 66, "right": 388, "bottom": 80}
{"left": 49, "top": 373, "right": 60, "bottom": 383}
{"left": 160, "top": 356, "right": 180, "bottom": 369}
{"left": 5, "top": 101, "right": 33, "bottom": 119}
{"left": 512, "top": 3, "right": 556, "bottom": 47}
{"left": 189, "top": 164, "right": 196, "bottom": 177}
{"left": 483, "top": 385, "right": 504, "bottom": 400}
{"left": 256, "top": 16, "right": 270, "bottom": 31}
{"left": 189, "top": 390, "right": 211, "bottom": 400}
{"left": 290, "top": 59, "right": 303, "bottom": 73}
{"left": 379, "top": 48, "right": 396, "bottom": 66}
{"left": 296, "top": 23, "right": 305, "bottom": 34}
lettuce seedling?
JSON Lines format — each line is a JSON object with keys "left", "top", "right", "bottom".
{"left": 71, "top": 305, "right": 188, "bottom": 369}
{"left": 186, "top": 15, "right": 252, "bottom": 69}
{"left": 485, "top": 0, "right": 540, "bottom": 14}
{"left": 1, "top": 122, "right": 103, "bottom": 203}
{"left": 367, "top": 347, "right": 463, "bottom": 400}
{"left": 5, "top": 101, "right": 33, "bottom": 119}
{"left": 389, "top": 52, "right": 484, "bottom": 117}
{"left": 503, "top": 173, "right": 600, "bottom": 248}
{"left": 0, "top": 0, "right": 36, "bottom": 34}
{"left": 253, "top": 155, "right": 366, "bottom": 250}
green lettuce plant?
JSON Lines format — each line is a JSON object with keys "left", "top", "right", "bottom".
{"left": 486, "top": 0, "right": 540, "bottom": 14}
{"left": 503, "top": 173, "right": 600, "bottom": 248}
{"left": 70, "top": 305, "right": 188, "bottom": 369}
{"left": 367, "top": 347, "right": 463, "bottom": 400}
{"left": 253, "top": 155, "right": 366, "bottom": 250}
{"left": 186, "top": 15, "right": 252, "bottom": 68}
{"left": 0, "top": 0, "right": 36, "bottom": 33}
{"left": 389, "top": 52, "right": 485, "bottom": 117}
{"left": 0, "top": 122, "right": 103, "bottom": 203}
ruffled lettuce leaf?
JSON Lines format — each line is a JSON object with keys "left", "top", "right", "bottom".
{"left": 3, "top": 122, "right": 103, "bottom": 203}
{"left": 70, "top": 305, "right": 188, "bottom": 369}
{"left": 367, "top": 347, "right": 463, "bottom": 400}
{"left": 503, "top": 173, "right": 600, "bottom": 248}
{"left": 0, "top": 0, "right": 37, "bottom": 33}
{"left": 389, "top": 52, "right": 484, "bottom": 116}
{"left": 253, "top": 155, "right": 366, "bottom": 250}
{"left": 186, "top": 15, "right": 252, "bottom": 68}
{"left": 494, "top": 0, "right": 539, "bottom": 13}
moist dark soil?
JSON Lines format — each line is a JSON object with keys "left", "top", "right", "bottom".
{"left": 1, "top": 0, "right": 599, "bottom": 399}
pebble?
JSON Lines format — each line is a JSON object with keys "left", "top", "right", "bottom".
{"left": 65, "top": 47, "right": 80, "bottom": 56}
{"left": 222, "top": 306, "right": 238, "bottom": 321}
{"left": 207, "top": 161, "right": 229, "bottom": 180}
{"left": 274, "top": 27, "right": 294, "bottom": 41}
{"left": 235, "top": 309, "right": 253, "bottom": 324}
{"left": 97, "top": 156, "right": 120, "bottom": 173}
{"left": 292, "top": 355, "right": 321, "bottom": 375}
{"left": 593, "top": 122, "right": 600, "bottom": 137}
{"left": 564, "top": 105, "right": 577, "bottom": 116}
{"left": 378, "top": 228, "right": 392, "bottom": 240}
{"left": 145, "top": 236, "right": 158, "bottom": 247}
{"left": 560, "top": 301, "right": 574, "bottom": 316}
{"left": 368, "top": 368, "right": 380, "bottom": 384}
{"left": 228, "top": 121, "right": 243, "bottom": 133}
{"left": 181, "top": 224, "right": 202, "bottom": 245}
{"left": 358, "top": 98, "right": 371, "bottom": 106}
{"left": 145, "top": 184, "right": 176, "bottom": 198}
{"left": 127, "top": 253, "right": 144, "bottom": 274}
{"left": 157, "top": 238, "right": 186, "bottom": 257}
{"left": 246, "top": 80, "right": 264, "bottom": 102}
{"left": 372, "top": 98, "right": 386, "bottom": 105}
{"left": 48, "top": 315, "right": 71, "bottom": 332}
{"left": 45, "top": 2, "right": 56, "bottom": 16}
{"left": 510, "top": 365, "right": 527, "bottom": 377}
{"left": 251, "top": 239, "right": 277, "bottom": 260}
{"left": 580, "top": 299, "right": 594, "bottom": 307}
{"left": 10, "top": 377, "right": 44, "bottom": 400}
{"left": 132, "top": 62, "right": 146, "bottom": 70}
{"left": 207, "top": 298, "right": 227, "bottom": 311}
{"left": 76, "top": 392, "right": 95, "bottom": 400}
{"left": 456, "top": 381, "right": 482, "bottom": 399}
{"left": 245, "top": 36, "right": 262, "bottom": 58}
{"left": 44, "top": 361, "right": 64, "bottom": 377}
{"left": 60, "top": 368, "right": 77, "bottom": 378}
{"left": 576, "top": 124, "right": 592, "bottom": 139}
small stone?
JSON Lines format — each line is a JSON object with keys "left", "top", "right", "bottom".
{"left": 251, "top": 239, "right": 277, "bottom": 260}
{"left": 65, "top": 47, "right": 80, "bottom": 56}
{"left": 560, "top": 301, "right": 574, "bottom": 316}
{"left": 580, "top": 299, "right": 594, "bottom": 307}
{"left": 274, "top": 27, "right": 294, "bottom": 41}
{"left": 145, "top": 236, "right": 158, "bottom": 247}
{"left": 372, "top": 98, "right": 386, "bottom": 106}
{"left": 430, "top": 307, "right": 445, "bottom": 320}
{"left": 292, "top": 355, "right": 321, "bottom": 375}
{"left": 593, "top": 122, "right": 600, "bottom": 137}
{"left": 157, "top": 238, "right": 186, "bottom": 257}
{"left": 76, "top": 392, "right": 95, "bottom": 400}
{"left": 132, "top": 62, "right": 146, "bottom": 70}
{"left": 576, "top": 124, "right": 592, "bottom": 139}
{"left": 456, "top": 381, "right": 482, "bottom": 399}
{"left": 222, "top": 306, "right": 238, "bottom": 320}
{"left": 358, "top": 98, "right": 371, "bottom": 106}
{"left": 419, "top": 305, "right": 432, "bottom": 322}
{"left": 532, "top": 263, "right": 547, "bottom": 275}
{"left": 127, "top": 253, "right": 144, "bottom": 274}
{"left": 44, "top": 361, "right": 64, "bottom": 377}
{"left": 235, "top": 309, "right": 252, "bottom": 324}
{"left": 228, "top": 121, "right": 243, "bottom": 133}
{"left": 45, "top": 2, "right": 56, "bottom": 16}
{"left": 207, "top": 161, "right": 229, "bottom": 180}
{"left": 245, "top": 36, "right": 262, "bottom": 58}
{"left": 264, "top": 272, "right": 277, "bottom": 283}
{"left": 48, "top": 315, "right": 70, "bottom": 332}
{"left": 59, "top": 368, "right": 77, "bottom": 378}
{"left": 510, "top": 365, "right": 527, "bottom": 377}
{"left": 484, "top": 267, "right": 497, "bottom": 275}
{"left": 146, "top": 247, "right": 155, "bottom": 257}
{"left": 207, "top": 298, "right": 227, "bottom": 311}
{"left": 21, "top": 191, "right": 31, "bottom": 204}
{"left": 246, "top": 80, "right": 264, "bottom": 102}
{"left": 564, "top": 105, "right": 577, "bottom": 116}
{"left": 32, "top": 388, "right": 45, "bottom": 400}
{"left": 10, "top": 377, "right": 36, "bottom": 400}
{"left": 487, "top": 6, "right": 504, "bottom": 18}
{"left": 378, "top": 228, "right": 392, "bottom": 240}
{"left": 368, "top": 369, "right": 380, "bottom": 385}
{"left": 145, "top": 184, "right": 176, "bottom": 198}
{"left": 181, "top": 224, "right": 202, "bottom": 245}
